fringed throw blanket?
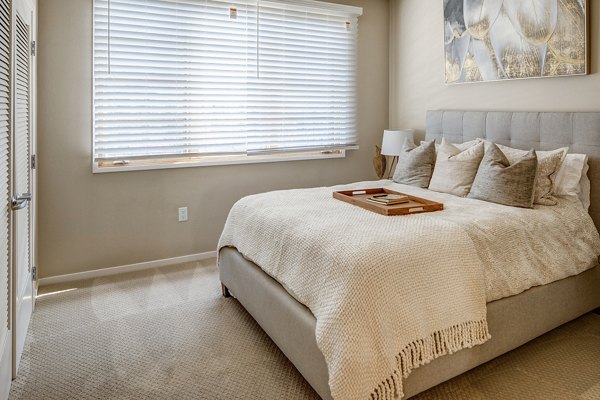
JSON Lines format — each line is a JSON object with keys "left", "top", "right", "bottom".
{"left": 219, "top": 181, "right": 500, "bottom": 400}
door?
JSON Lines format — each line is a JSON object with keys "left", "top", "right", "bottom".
{"left": 11, "top": 0, "right": 34, "bottom": 377}
{"left": 0, "top": 0, "right": 12, "bottom": 397}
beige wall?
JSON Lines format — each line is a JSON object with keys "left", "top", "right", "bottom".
{"left": 37, "top": 0, "right": 389, "bottom": 278}
{"left": 390, "top": 0, "right": 599, "bottom": 140}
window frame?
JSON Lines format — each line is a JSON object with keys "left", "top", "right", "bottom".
{"left": 91, "top": 149, "right": 345, "bottom": 173}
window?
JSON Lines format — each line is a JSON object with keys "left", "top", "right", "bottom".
{"left": 93, "top": 0, "right": 362, "bottom": 171}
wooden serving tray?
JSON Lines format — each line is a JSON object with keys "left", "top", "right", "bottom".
{"left": 333, "top": 188, "right": 444, "bottom": 216}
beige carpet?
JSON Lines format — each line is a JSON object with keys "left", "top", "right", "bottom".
{"left": 8, "top": 259, "right": 600, "bottom": 400}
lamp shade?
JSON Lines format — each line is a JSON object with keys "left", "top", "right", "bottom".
{"left": 381, "top": 129, "right": 415, "bottom": 156}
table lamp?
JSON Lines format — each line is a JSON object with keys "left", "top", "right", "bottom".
{"left": 375, "top": 129, "right": 414, "bottom": 179}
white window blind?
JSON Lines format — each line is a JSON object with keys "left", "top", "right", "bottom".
{"left": 93, "top": 0, "right": 362, "bottom": 166}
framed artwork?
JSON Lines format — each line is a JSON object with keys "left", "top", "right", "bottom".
{"left": 444, "top": 0, "right": 588, "bottom": 84}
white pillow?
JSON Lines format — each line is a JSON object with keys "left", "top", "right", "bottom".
{"left": 553, "top": 153, "right": 590, "bottom": 210}
{"left": 580, "top": 163, "right": 591, "bottom": 211}
{"left": 428, "top": 139, "right": 485, "bottom": 197}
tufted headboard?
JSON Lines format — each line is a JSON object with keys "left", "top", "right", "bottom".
{"left": 425, "top": 110, "right": 600, "bottom": 230}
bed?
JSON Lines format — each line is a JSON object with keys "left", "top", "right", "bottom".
{"left": 218, "top": 110, "right": 600, "bottom": 399}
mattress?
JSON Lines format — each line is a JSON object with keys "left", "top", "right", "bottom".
{"left": 221, "top": 180, "right": 600, "bottom": 302}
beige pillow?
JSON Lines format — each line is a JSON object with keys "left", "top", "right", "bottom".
{"left": 392, "top": 139, "right": 436, "bottom": 188}
{"left": 428, "top": 139, "right": 485, "bottom": 197}
{"left": 421, "top": 139, "right": 482, "bottom": 152}
{"left": 468, "top": 144, "right": 538, "bottom": 208}
{"left": 489, "top": 143, "right": 567, "bottom": 206}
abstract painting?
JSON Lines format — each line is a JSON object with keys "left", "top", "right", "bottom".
{"left": 444, "top": 0, "right": 588, "bottom": 84}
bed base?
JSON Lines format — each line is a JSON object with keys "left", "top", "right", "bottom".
{"left": 219, "top": 247, "right": 600, "bottom": 400}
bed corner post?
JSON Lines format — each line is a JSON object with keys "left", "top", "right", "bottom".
{"left": 221, "top": 282, "right": 232, "bottom": 298}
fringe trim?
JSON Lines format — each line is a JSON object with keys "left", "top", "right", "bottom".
{"left": 369, "top": 319, "right": 491, "bottom": 400}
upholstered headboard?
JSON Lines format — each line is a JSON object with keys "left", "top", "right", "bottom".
{"left": 425, "top": 110, "right": 600, "bottom": 230}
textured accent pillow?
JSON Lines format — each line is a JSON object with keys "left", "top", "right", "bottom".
{"left": 428, "top": 139, "right": 485, "bottom": 197}
{"left": 497, "top": 144, "right": 566, "bottom": 206}
{"left": 482, "top": 141, "right": 567, "bottom": 206}
{"left": 392, "top": 139, "right": 436, "bottom": 188}
{"left": 468, "top": 144, "right": 538, "bottom": 208}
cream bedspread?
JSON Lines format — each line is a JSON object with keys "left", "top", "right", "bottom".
{"left": 217, "top": 180, "right": 600, "bottom": 400}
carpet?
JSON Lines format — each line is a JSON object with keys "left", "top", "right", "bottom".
{"left": 8, "top": 259, "right": 600, "bottom": 399}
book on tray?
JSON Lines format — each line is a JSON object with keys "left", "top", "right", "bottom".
{"left": 366, "top": 194, "right": 410, "bottom": 205}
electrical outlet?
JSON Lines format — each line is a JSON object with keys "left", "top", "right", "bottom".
{"left": 178, "top": 207, "right": 188, "bottom": 222}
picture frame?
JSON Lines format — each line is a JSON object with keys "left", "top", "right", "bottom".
{"left": 444, "top": 0, "right": 589, "bottom": 84}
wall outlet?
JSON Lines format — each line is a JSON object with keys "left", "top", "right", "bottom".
{"left": 178, "top": 207, "right": 188, "bottom": 222}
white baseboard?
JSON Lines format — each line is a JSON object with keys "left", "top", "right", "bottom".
{"left": 0, "top": 330, "right": 11, "bottom": 400}
{"left": 38, "top": 251, "right": 217, "bottom": 287}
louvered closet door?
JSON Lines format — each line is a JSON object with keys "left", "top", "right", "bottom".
{"left": 12, "top": 0, "right": 33, "bottom": 378}
{"left": 0, "top": 0, "right": 12, "bottom": 397}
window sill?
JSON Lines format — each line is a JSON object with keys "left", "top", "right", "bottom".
{"left": 93, "top": 150, "right": 346, "bottom": 173}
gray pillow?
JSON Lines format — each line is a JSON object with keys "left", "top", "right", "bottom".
{"left": 468, "top": 143, "right": 538, "bottom": 208}
{"left": 392, "top": 140, "right": 436, "bottom": 188}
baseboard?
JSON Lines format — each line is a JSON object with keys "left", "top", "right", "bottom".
{"left": 0, "top": 330, "right": 11, "bottom": 400}
{"left": 38, "top": 251, "right": 217, "bottom": 287}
